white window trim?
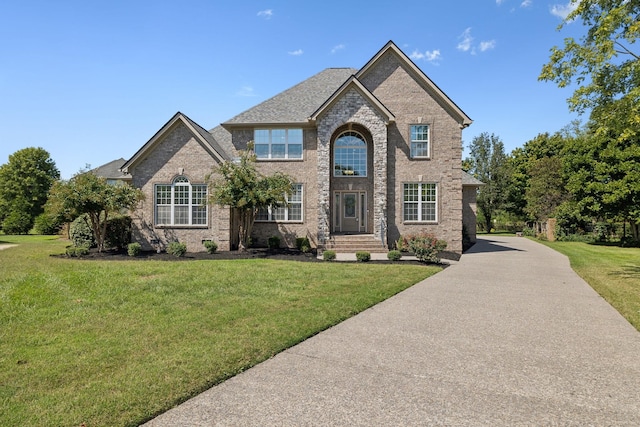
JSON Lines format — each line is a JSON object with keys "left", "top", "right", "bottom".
{"left": 254, "top": 129, "right": 303, "bottom": 160}
{"left": 410, "top": 124, "right": 430, "bottom": 159}
{"left": 403, "top": 182, "right": 438, "bottom": 223}
{"left": 256, "top": 184, "right": 304, "bottom": 223}
{"left": 154, "top": 177, "right": 208, "bottom": 227}
{"left": 333, "top": 131, "right": 368, "bottom": 177}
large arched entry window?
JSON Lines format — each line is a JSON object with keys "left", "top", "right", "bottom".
{"left": 333, "top": 131, "right": 367, "bottom": 177}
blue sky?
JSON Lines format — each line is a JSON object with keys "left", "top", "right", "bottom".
{"left": 0, "top": 0, "right": 585, "bottom": 179}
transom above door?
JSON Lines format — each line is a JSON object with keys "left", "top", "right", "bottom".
{"left": 333, "top": 191, "right": 367, "bottom": 233}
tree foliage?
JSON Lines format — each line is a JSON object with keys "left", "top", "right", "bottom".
{"left": 45, "top": 172, "right": 144, "bottom": 251}
{"left": 208, "top": 146, "right": 295, "bottom": 251}
{"left": 465, "top": 133, "right": 509, "bottom": 232}
{"left": 0, "top": 147, "right": 59, "bottom": 234}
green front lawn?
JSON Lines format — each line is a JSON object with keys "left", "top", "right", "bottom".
{"left": 540, "top": 240, "right": 640, "bottom": 330}
{"left": 0, "top": 236, "right": 440, "bottom": 426}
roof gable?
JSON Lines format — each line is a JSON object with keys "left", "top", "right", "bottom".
{"left": 357, "top": 41, "right": 472, "bottom": 128}
{"left": 308, "top": 76, "right": 395, "bottom": 124}
{"left": 122, "top": 112, "right": 230, "bottom": 173}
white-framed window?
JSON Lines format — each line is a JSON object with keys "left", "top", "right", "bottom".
{"left": 254, "top": 129, "right": 303, "bottom": 160}
{"left": 256, "top": 184, "right": 303, "bottom": 222}
{"left": 410, "top": 125, "right": 430, "bottom": 158}
{"left": 155, "top": 176, "right": 207, "bottom": 226}
{"left": 403, "top": 183, "right": 437, "bottom": 222}
{"left": 334, "top": 131, "right": 367, "bottom": 177}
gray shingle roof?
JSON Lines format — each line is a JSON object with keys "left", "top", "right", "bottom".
{"left": 91, "top": 158, "right": 131, "bottom": 180}
{"left": 223, "top": 68, "right": 357, "bottom": 126}
{"left": 462, "top": 170, "right": 484, "bottom": 186}
{"left": 180, "top": 113, "right": 231, "bottom": 161}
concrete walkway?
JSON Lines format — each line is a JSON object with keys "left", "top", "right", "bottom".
{"left": 144, "top": 236, "right": 640, "bottom": 426}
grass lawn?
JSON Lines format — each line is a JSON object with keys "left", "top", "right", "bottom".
{"left": 0, "top": 235, "right": 440, "bottom": 426}
{"left": 539, "top": 239, "right": 640, "bottom": 331}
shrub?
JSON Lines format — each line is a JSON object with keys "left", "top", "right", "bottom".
{"left": 355, "top": 251, "right": 371, "bottom": 262}
{"left": 295, "top": 237, "right": 310, "bottom": 250}
{"left": 33, "top": 213, "right": 62, "bottom": 235}
{"left": 66, "top": 245, "right": 89, "bottom": 257}
{"left": 267, "top": 236, "right": 281, "bottom": 249}
{"left": 387, "top": 250, "right": 402, "bottom": 261}
{"left": 395, "top": 235, "right": 409, "bottom": 252}
{"left": 70, "top": 215, "right": 95, "bottom": 248}
{"left": 203, "top": 240, "right": 218, "bottom": 254}
{"left": 2, "top": 210, "right": 32, "bottom": 234}
{"left": 105, "top": 215, "right": 132, "bottom": 250}
{"left": 127, "top": 242, "right": 141, "bottom": 257}
{"left": 322, "top": 250, "right": 336, "bottom": 261}
{"left": 167, "top": 242, "right": 187, "bottom": 257}
{"left": 407, "top": 233, "right": 447, "bottom": 264}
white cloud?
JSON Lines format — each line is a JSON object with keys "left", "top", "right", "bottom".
{"left": 331, "top": 44, "right": 345, "bottom": 54}
{"left": 236, "top": 86, "right": 256, "bottom": 97}
{"left": 410, "top": 49, "right": 442, "bottom": 64}
{"left": 496, "top": 0, "right": 506, "bottom": 4}
{"left": 288, "top": 49, "right": 303, "bottom": 56}
{"left": 457, "top": 28, "right": 474, "bottom": 52}
{"left": 550, "top": 2, "right": 578, "bottom": 19}
{"left": 521, "top": 0, "right": 532, "bottom": 7}
{"left": 257, "top": 9, "right": 273, "bottom": 19}
{"left": 479, "top": 40, "right": 496, "bottom": 52}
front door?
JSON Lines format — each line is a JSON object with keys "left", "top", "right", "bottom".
{"left": 333, "top": 191, "right": 367, "bottom": 233}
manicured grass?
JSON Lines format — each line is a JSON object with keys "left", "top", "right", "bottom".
{"left": 0, "top": 236, "right": 440, "bottom": 426}
{"left": 540, "top": 239, "right": 640, "bottom": 331}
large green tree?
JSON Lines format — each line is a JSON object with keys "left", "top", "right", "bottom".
{"left": 540, "top": 0, "right": 640, "bottom": 237}
{"left": 45, "top": 172, "right": 144, "bottom": 251}
{"left": 0, "top": 147, "right": 59, "bottom": 234}
{"left": 465, "top": 133, "right": 509, "bottom": 233}
{"left": 208, "top": 146, "right": 294, "bottom": 251}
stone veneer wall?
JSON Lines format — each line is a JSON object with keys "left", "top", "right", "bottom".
{"left": 316, "top": 88, "right": 389, "bottom": 247}
{"left": 129, "top": 122, "right": 230, "bottom": 252}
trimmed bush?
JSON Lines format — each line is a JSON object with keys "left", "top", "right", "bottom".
{"left": 127, "top": 242, "right": 141, "bottom": 257}
{"left": 355, "top": 251, "right": 371, "bottom": 262}
{"left": 70, "top": 215, "right": 95, "bottom": 248}
{"left": 66, "top": 245, "right": 89, "bottom": 257}
{"left": 387, "top": 250, "right": 402, "bottom": 261}
{"left": 322, "top": 250, "right": 336, "bottom": 261}
{"left": 267, "top": 236, "right": 281, "bottom": 249}
{"left": 167, "top": 242, "right": 187, "bottom": 257}
{"left": 203, "top": 240, "right": 218, "bottom": 254}
{"left": 407, "top": 233, "right": 447, "bottom": 264}
{"left": 105, "top": 215, "right": 132, "bottom": 250}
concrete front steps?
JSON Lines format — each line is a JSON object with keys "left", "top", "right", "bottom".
{"left": 325, "top": 234, "right": 388, "bottom": 253}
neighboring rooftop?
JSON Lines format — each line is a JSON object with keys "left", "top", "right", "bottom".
{"left": 91, "top": 158, "right": 131, "bottom": 181}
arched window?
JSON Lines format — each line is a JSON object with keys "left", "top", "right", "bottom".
{"left": 333, "top": 131, "right": 367, "bottom": 177}
{"left": 155, "top": 176, "right": 207, "bottom": 226}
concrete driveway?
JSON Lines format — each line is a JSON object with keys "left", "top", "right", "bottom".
{"left": 144, "top": 235, "right": 640, "bottom": 426}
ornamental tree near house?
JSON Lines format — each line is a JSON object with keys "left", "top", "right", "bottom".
{"left": 45, "top": 171, "right": 144, "bottom": 252}
{"left": 208, "top": 144, "right": 295, "bottom": 251}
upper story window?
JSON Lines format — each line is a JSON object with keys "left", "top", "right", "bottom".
{"left": 334, "top": 131, "right": 367, "bottom": 177}
{"left": 254, "top": 129, "right": 303, "bottom": 160}
{"left": 256, "top": 184, "right": 303, "bottom": 222}
{"left": 410, "top": 125, "right": 430, "bottom": 159}
{"left": 155, "top": 176, "right": 207, "bottom": 226}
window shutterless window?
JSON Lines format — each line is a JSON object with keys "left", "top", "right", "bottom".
{"left": 334, "top": 131, "right": 367, "bottom": 177}
{"left": 254, "top": 129, "right": 303, "bottom": 159}
{"left": 155, "top": 176, "right": 207, "bottom": 226}
{"left": 403, "top": 183, "right": 437, "bottom": 222}
{"left": 410, "top": 125, "right": 430, "bottom": 158}
{"left": 256, "top": 184, "right": 303, "bottom": 222}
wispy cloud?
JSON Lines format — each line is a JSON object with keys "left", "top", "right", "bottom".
{"left": 288, "top": 49, "right": 303, "bottom": 56}
{"left": 331, "top": 44, "right": 345, "bottom": 54}
{"left": 521, "top": 0, "right": 532, "bottom": 7}
{"left": 479, "top": 40, "right": 496, "bottom": 52}
{"left": 236, "top": 86, "right": 256, "bottom": 97}
{"left": 496, "top": 0, "right": 506, "bottom": 4}
{"left": 550, "top": 2, "right": 578, "bottom": 19}
{"left": 257, "top": 9, "right": 273, "bottom": 19}
{"left": 410, "top": 49, "right": 442, "bottom": 64}
{"left": 457, "top": 28, "right": 474, "bottom": 52}
{"left": 457, "top": 28, "right": 496, "bottom": 55}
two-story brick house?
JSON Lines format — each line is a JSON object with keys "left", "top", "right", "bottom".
{"left": 121, "top": 41, "right": 479, "bottom": 254}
